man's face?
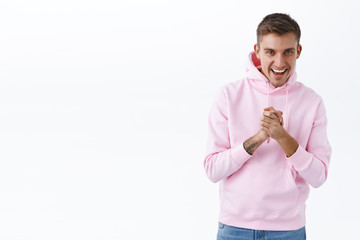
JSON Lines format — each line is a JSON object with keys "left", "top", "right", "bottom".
{"left": 254, "top": 32, "right": 302, "bottom": 88}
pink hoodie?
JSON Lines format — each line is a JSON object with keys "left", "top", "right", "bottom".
{"left": 204, "top": 51, "right": 332, "bottom": 231}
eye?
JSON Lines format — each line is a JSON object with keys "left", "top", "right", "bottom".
{"left": 265, "top": 50, "right": 274, "bottom": 55}
{"left": 285, "top": 49, "right": 294, "bottom": 55}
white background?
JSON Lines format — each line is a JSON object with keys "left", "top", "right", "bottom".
{"left": 0, "top": 0, "right": 359, "bottom": 239}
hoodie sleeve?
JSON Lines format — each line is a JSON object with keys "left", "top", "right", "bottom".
{"left": 203, "top": 88, "right": 252, "bottom": 183}
{"left": 286, "top": 99, "right": 332, "bottom": 188}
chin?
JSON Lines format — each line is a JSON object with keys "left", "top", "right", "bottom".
{"left": 270, "top": 80, "right": 286, "bottom": 88}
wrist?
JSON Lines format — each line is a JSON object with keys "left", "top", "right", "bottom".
{"left": 256, "top": 130, "right": 269, "bottom": 143}
{"left": 276, "top": 130, "right": 290, "bottom": 144}
{"left": 243, "top": 131, "right": 267, "bottom": 155}
{"left": 276, "top": 131, "right": 299, "bottom": 157}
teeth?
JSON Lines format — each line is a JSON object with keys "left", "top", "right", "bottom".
{"left": 272, "top": 69, "right": 286, "bottom": 73}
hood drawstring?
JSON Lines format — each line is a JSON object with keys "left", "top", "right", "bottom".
{"left": 266, "top": 81, "right": 270, "bottom": 143}
{"left": 285, "top": 84, "right": 289, "bottom": 130}
{"left": 266, "top": 81, "right": 270, "bottom": 107}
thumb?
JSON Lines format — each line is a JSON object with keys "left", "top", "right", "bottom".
{"left": 274, "top": 111, "right": 284, "bottom": 125}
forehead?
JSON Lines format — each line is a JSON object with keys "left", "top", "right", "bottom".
{"left": 259, "top": 32, "right": 298, "bottom": 50}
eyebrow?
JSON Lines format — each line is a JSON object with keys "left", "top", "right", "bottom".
{"left": 264, "top": 48, "right": 295, "bottom": 51}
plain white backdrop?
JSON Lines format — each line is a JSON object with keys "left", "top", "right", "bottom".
{"left": 0, "top": 0, "right": 359, "bottom": 239}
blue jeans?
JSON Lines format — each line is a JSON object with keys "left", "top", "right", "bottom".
{"left": 217, "top": 222, "right": 306, "bottom": 240}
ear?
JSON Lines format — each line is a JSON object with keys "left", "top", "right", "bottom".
{"left": 296, "top": 44, "right": 302, "bottom": 59}
{"left": 254, "top": 44, "right": 260, "bottom": 58}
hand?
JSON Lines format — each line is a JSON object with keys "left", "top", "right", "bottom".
{"left": 264, "top": 106, "right": 283, "bottom": 125}
{"left": 260, "top": 107, "right": 286, "bottom": 141}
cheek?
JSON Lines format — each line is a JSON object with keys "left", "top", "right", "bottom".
{"left": 289, "top": 57, "right": 297, "bottom": 66}
{"left": 260, "top": 58, "right": 270, "bottom": 69}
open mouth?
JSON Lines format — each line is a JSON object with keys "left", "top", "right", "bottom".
{"left": 271, "top": 68, "right": 287, "bottom": 76}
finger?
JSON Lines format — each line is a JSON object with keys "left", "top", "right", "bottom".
{"left": 260, "top": 121, "right": 270, "bottom": 129}
{"left": 264, "top": 106, "right": 275, "bottom": 111}
{"left": 263, "top": 111, "right": 278, "bottom": 119}
{"left": 264, "top": 109, "right": 283, "bottom": 125}
{"left": 273, "top": 111, "right": 283, "bottom": 125}
{"left": 261, "top": 116, "right": 274, "bottom": 124}
{"left": 264, "top": 107, "right": 282, "bottom": 115}
{"left": 262, "top": 116, "right": 283, "bottom": 128}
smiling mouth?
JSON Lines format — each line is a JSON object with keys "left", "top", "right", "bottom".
{"left": 271, "top": 68, "right": 287, "bottom": 76}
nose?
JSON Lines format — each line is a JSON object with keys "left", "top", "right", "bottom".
{"left": 274, "top": 54, "right": 286, "bottom": 68}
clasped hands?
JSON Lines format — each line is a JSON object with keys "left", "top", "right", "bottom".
{"left": 244, "top": 106, "right": 298, "bottom": 156}
{"left": 259, "top": 106, "right": 287, "bottom": 142}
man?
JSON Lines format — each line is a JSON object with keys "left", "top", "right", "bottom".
{"left": 204, "top": 13, "right": 331, "bottom": 240}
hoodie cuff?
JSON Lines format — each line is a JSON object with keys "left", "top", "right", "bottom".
{"left": 230, "top": 143, "right": 253, "bottom": 167}
{"left": 286, "top": 145, "right": 312, "bottom": 171}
